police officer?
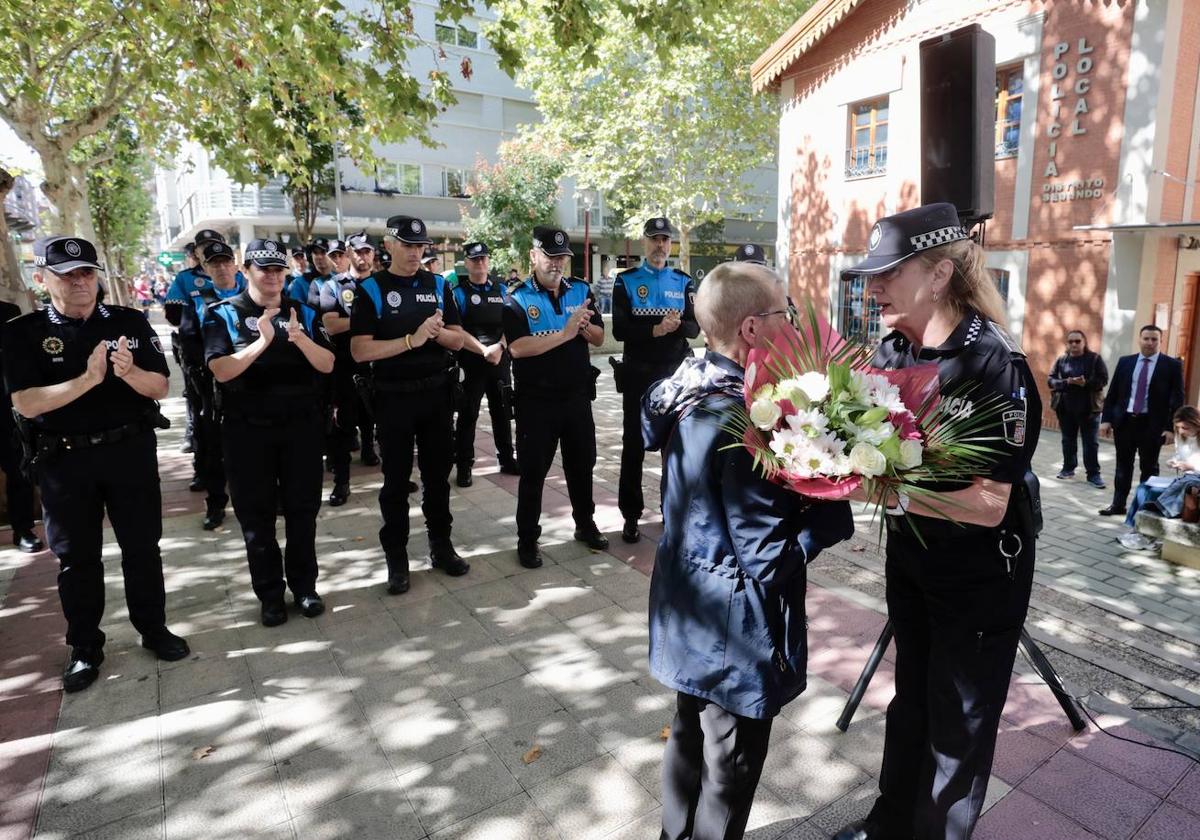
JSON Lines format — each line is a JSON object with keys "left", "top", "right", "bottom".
{"left": 328, "top": 239, "right": 350, "bottom": 279}
{"left": 0, "top": 298, "right": 44, "bottom": 553}
{"left": 832, "top": 204, "right": 1042, "bottom": 840}
{"left": 420, "top": 247, "right": 441, "bottom": 274}
{"left": 180, "top": 240, "right": 245, "bottom": 529}
{"left": 611, "top": 217, "right": 698, "bottom": 542}
{"left": 734, "top": 243, "right": 768, "bottom": 265}
{"left": 287, "top": 237, "right": 334, "bottom": 308}
{"left": 350, "top": 215, "right": 469, "bottom": 594}
{"left": 291, "top": 248, "right": 308, "bottom": 279}
{"left": 204, "top": 239, "right": 335, "bottom": 627}
{"left": 318, "top": 231, "right": 379, "bottom": 506}
{"left": 6, "top": 236, "right": 188, "bottom": 692}
{"left": 452, "top": 242, "right": 519, "bottom": 487}
{"left": 502, "top": 226, "right": 609, "bottom": 569}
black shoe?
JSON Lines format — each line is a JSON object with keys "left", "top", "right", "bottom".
{"left": 141, "top": 628, "right": 190, "bottom": 661}
{"left": 13, "top": 530, "right": 44, "bottom": 553}
{"left": 498, "top": 460, "right": 520, "bottom": 476}
{"left": 62, "top": 646, "right": 104, "bottom": 693}
{"left": 201, "top": 510, "right": 225, "bottom": 531}
{"left": 188, "top": 476, "right": 204, "bottom": 492}
{"left": 361, "top": 447, "right": 380, "bottom": 467}
{"left": 386, "top": 555, "right": 410, "bottom": 595}
{"left": 456, "top": 468, "right": 473, "bottom": 488}
{"left": 179, "top": 440, "right": 193, "bottom": 454}
{"left": 261, "top": 600, "right": 288, "bottom": 627}
{"left": 349, "top": 432, "right": 361, "bottom": 452}
{"left": 621, "top": 519, "right": 641, "bottom": 544}
{"left": 1099, "top": 505, "right": 1127, "bottom": 516}
{"left": 408, "top": 480, "right": 419, "bottom": 494}
{"left": 430, "top": 541, "right": 470, "bottom": 576}
{"left": 573, "top": 525, "right": 610, "bottom": 552}
{"left": 328, "top": 484, "right": 350, "bottom": 506}
{"left": 295, "top": 593, "right": 325, "bottom": 618}
{"left": 518, "top": 543, "right": 543, "bottom": 569}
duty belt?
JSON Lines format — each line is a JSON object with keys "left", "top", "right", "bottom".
{"left": 374, "top": 373, "right": 448, "bottom": 394}
{"left": 37, "top": 420, "right": 153, "bottom": 453}
{"left": 221, "top": 407, "right": 318, "bottom": 427}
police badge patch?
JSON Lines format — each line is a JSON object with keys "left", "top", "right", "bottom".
{"left": 151, "top": 336, "right": 165, "bottom": 353}
{"left": 1003, "top": 408, "right": 1026, "bottom": 446}
{"left": 245, "top": 316, "right": 260, "bottom": 332}
{"left": 637, "top": 285, "right": 649, "bottom": 300}
{"left": 470, "top": 294, "right": 482, "bottom": 305}
{"left": 527, "top": 304, "right": 541, "bottom": 320}
{"left": 341, "top": 288, "right": 355, "bottom": 304}
{"left": 386, "top": 291, "right": 403, "bottom": 308}
{"left": 869, "top": 224, "right": 883, "bottom": 252}
{"left": 194, "top": 277, "right": 206, "bottom": 288}
{"left": 42, "top": 336, "right": 64, "bottom": 355}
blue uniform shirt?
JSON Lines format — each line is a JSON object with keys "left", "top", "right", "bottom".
{"left": 502, "top": 276, "right": 602, "bottom": 395}
{"left": 612, "top": 261, "right": 698, "bottom": 364}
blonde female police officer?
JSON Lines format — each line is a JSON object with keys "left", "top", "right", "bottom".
{"left": 833, "top": 204, "right": 1041, "bottom": 840}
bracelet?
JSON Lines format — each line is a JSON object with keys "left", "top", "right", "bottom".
{"left": 404, "top": 334, "right": 413, "bottom": 351}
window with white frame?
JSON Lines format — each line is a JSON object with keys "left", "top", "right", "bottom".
{"left": 575, "top": 189, "right": 604, "bottom": 227}
{"left": 435, "top": 22, "right": 478, "bottom": 49}
{"left": 378, "top": 162, "right": 421, "bottom": 195}
{"left": 442, "top": 167, "right": 473, "bottom": 197}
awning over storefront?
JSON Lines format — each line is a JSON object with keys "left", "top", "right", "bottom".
{"left": 751, "top": 0, "right": 865, "bottom": 93}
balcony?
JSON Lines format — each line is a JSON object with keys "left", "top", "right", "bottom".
{"left": 845, "top": 145, "right": 887, "bottom": 179}
{"left": 179, "top": 183, "right": 292, "bottom": 230}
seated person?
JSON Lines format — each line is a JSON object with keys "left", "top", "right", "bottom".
{"left": 1118, "top": 406, "right": 1200, "bottom": 549}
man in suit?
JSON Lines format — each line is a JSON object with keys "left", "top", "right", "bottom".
{"left": 1099, "top": 324, "right": 1185, "bottom": 516}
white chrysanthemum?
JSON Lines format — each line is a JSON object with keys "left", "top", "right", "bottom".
{"left": 768, "top": 427, "right": 802, "bottom": 465}
{"left": 897, "top": 439, "right": 924, "bottom": 470}
{"left": 830, "top": 452, "right": 853, "bottom": 476}
{"left": 795, "top": 371, "right": 830, "bottom": 404}
{"left": 750, "top": 396, "right": 783, "bottom": 430}
{"left": 791, "top": 440, "right": 836, "bottom": 478}
{"left": 849, "top": 442, "right": 888, "bottom": 477}
{"left": 785, "top": 408, "right": 830, "bottom": 438}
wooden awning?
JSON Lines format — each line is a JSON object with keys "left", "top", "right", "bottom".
{"left": 750, "top": 0, "right": 864, "bottom": 93}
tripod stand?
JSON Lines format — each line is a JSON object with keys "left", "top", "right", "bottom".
{"left": 834, "top": 619, "right": 1087, "bottom": 733}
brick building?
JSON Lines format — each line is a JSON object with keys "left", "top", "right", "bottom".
{"left": 752, "top": 0, "right": 1200, "bottom": 420}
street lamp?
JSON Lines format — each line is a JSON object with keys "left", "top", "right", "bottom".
{"left": 578, "top": 190, "right": 594, "bottom": 283}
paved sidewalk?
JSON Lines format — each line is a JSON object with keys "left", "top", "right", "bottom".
{"left": 1, "top": 338, "right": 1199, "bottom": 839}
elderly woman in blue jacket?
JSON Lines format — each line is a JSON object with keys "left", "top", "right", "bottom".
{"left": 642, "top": 261, "right": 855, "bottom": 840}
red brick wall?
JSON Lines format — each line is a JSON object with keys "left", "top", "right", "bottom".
{"left": 1164, "top": 0, "right": 1200, "bottom": 223}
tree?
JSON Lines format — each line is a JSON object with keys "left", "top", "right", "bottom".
{"left": 0, "top": 167, "right": 27, "bottom": 302}
{"left": 491, "top": 0, "right": 814, "bottom": 271}
{"left": 84, "top": 121, "right": 153, "bottom": 305}
{"left": 461, "top": 132, "right": 567, "bottom": 274}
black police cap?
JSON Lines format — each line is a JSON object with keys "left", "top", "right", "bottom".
{"left": 306, "top": 237, "right": 332, "bottom": 255}
{"left": 201, "top": 241, "right": 236, "bottom": 262}
{"left": 735, "top": 244, "right": 766, "bottom": 265}
{"left": 386, "top": 215, "right": 433, "bottom": 245}
{"left": 327, "top": 239, "right": 347, "bottom": 256}
{"left": 244, "top": 239, "right": 289, "bottom": 268}
{"left": 532, "top": 225, "right": 572, "bottom": 256}
{"left": 183, "top": 242, "right": 197, "bottom": 255}
{"left": 464, "top": 242, "right": 490, "bottom": 259}
{"left": 848, "top": 202, "right": 969, "bottom": 275}
{"left": 643, "top": 217, "right": 672, "bottom": 238}
{"left": 193, "top": 229, "right": 226, "bottom": 248}
{"left": 290, "top": 248, "right": 305, "bottom": 258}
{"left": 34, "top": 236, "right": 104, "bottom": 274}
{"left": 347, "top": 231, "right": 373, "bottom": 251}
{"left": 379, "top": 249, "right": 392, "bottom": 268}
{"left": 421, "top": 247, "right": 440, "bottom": 263}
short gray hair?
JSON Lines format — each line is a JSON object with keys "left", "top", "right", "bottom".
{"left": 695, "top": 262, "right": 784, "bottom": 347}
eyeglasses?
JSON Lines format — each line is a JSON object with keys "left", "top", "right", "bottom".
{"left": 753, "top": 301, "right": 800, "bottom": 328}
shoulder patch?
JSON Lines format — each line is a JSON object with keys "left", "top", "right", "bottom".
{"left": 985, "top": 320, "right": 1025, "bottom": 357}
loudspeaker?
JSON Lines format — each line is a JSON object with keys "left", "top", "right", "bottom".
{"left": 919, "top": 24, "right": 996, "bottom": 223}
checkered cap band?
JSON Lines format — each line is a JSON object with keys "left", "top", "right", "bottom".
{"left": 909, "top": 225, "right": 967, "bottom": 251}
{"left": 632, "top": 307, "right": 678, "bottom": 317}
{"left": 34, "top": 256, "right": 46, "bottom": 266}
{"left": 246, "top": 249, "right": 287, "bottom": 261}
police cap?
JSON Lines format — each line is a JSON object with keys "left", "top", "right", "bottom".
{"left": 532, "top": 225, "right": 572, "bottom": 256}
{"left": 306, "top": 237, "right": 332, "bottom": 255}
{"left": 347, "top": 231, "right": 374, "bottom": 252}
{"left": 327, "top": 239, "right": 347, "bottom": 256}
{"left": 421, "top": 247, "right": 440, "bottom": 265}
{"left": 464, "top": 242, "right": 490, "bottom": 260}
{"left": 643, "top": 217, "right": 672, "bottom": 239}
{"left": 290, "top": 248, "right": 305, "bottom": 259}
{"left": 735, "top": 244, "right": 766, "bottom": 265}
{"left": 244, "top": 239, "right": 289, "bottom": 268}
{"left": 34, "top": 236, "right": 104, "bottom": 274}
{"left": 848, "top": 202, "right": 969, "bottom": 275}
{"left": 386, "top": 215, "right": 433, "bottom": 245}
{"left": 201, "top": 240, "right": 236, "bottom": 262}
{"left": 193, "top": 229, "right": 226, "bottom": 249}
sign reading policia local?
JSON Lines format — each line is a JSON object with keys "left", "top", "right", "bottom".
{"left": 1042, "top": 37, "right": 1105, "bottom": 203}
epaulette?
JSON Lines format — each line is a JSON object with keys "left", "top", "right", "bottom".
{"left": 985, "top": 319, "right": 1026, "bottom": 357}
{"left": 616, "top": 267, "right": 638, "bottom": 277}
{"left": 671, "top": 267, "right": 692, "bottom": 279}
{"left": 508, "top": 278, "right": 529, "bottom": 291}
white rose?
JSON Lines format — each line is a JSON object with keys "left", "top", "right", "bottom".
{"left": 796, "top": 371, "right": 830, "bottom": 404}
{"left": 897, "top": 439, "right": 923, "bottom": 470}
{"left": 750, "top": 396, "right": 783, "bottom": 430}
{"left": 848, "top": 442, "right": 888, "bottom": 478}
{"left": 852, "top": 421, "right": 894, "bottom": 446}
{"left": 774, "top": 378, "right": 808, "bottom": 408}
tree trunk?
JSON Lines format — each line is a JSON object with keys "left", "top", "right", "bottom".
{"left": 40, "top": 150, "right": 96, "bottom": 239}
{"left": 678, "top": 225, "right": 691, "bottom": 275}
{"left": 0, "top": 170, "right": 32, "bottom": 307}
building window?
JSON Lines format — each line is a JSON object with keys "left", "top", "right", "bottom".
{"left": 838, "top": 272, "right": 882, "bottom": 343}
{"left": 378, "top": 163, "right": 421, "bottom": 195}
{"left": 435, "top": 22, "right": 478, "bottom": 48}
{"left": 990, "top": 268, "right": 1010, "bottom": 302}
{"left": 442, "top": 167, "right": 472, "bottom": 198}
{"left": 575, "top": 189, "right": 605, "bottom": 227}
{"left": 846, "top": 97, "right": 888, "bottom": 179}
{"left": 995, "top": 65, "right": 1023, "bottom": 158}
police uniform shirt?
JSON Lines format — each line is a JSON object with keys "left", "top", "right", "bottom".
{"left": 287, "top": 270, "right": 327, "bottom": 310}
{"left": 873, "top": 310, "right": 1041, "bottom": 491}
{"left": 202, "top": 292, "right": 332, "bottom": 416}
{"left": 318, "top": 274, "right": 361, "bottom": 357}
{"left": 349, "top": 269, "right": 461, "bottom": 382}
{"left": 502, "top": 276, "right": 603, "bottom": 393}
{"left": 178, "top": 277, "right": 246, "bottom": 366}
{"left": 453, "top": 279, "right": 507, "bottom": 346}
{"left": 3, "top": 304, "right": 170, "bottom": 435}
{"left": 611, "top": 262, "right": 698, "bottom": 364}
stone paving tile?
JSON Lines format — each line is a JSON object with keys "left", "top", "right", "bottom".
{"left": 526, "top": 754, "right": 659, "bottom": 840}
{"left": 36, "top": 750, "right": 164, "bottom": 838}
{"left": 973, "top": 788, "right": 1104, "bottom": 840}
{"left": 291, "top": 778, "right": 425, "bottom": 840}
{"left": 1063, "top": 716, "right": 1195, "bottom": 797}
{"left": 1021, "top": 749, "right": 1161, "bottom": 840}
{"left": 485, "top": 708, "right": 606, "bottom": 788}
{"left": 397, "top": 742, "right": 524, "bottom": 835}
{"left": 427, "top": 792, "right": 560, "bottom": 840}
{"left": 1133, "top": 801, "right": 1200, "bottom": 839}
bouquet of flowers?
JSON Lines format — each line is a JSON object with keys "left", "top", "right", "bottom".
{"left": 724, "top": 306, "right": 1005, "bottom": 529}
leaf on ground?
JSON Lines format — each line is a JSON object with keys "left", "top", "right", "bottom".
{"left": 354, "top": 536, "right": 365, "bottom": 542}
{"left": 850, "top": 544, "right": 865, "bottom": 552}
{"left": 521, "top": 745, "right": 543, "bottom": 764}
{"left": 191, "top": 745, "right": 216, "bottom": 760}
{"left": 660, "top": 725, "right": 671, "bottom": 740}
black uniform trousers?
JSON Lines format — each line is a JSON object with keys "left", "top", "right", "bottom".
{"left": 328, "top": 358, "right": 374, "bottom": 485}
{"left": 867, "top": 517, "right": 1035, "bottom": 840}
{"left": 375, "top": 385, "right": 454, "bottom": 563}
{"left": 619, "top": 360, "right": 680, "bottom": 522}
{"left": 222, "top": 412, "right": 323, "bottom": 604}
{"left": 659, "top": 691, "right": 773, "bottom": 840}
{"left": 1111, "top": 415, "right": 1163, "bottom": 509}
{"left": 455, "top": 353, "right": 515, "bottom": 471}
{"left": 0, "top": 413, "right": 36, "bottom": 532}
{"left": 39, "top": 432, "right": 166, "bottom": 649}
{"left": 515, "top": 389, "right": 595, "bottom": 544}
{"left": 189, "top": 366, "right": 227, "bottom": 514}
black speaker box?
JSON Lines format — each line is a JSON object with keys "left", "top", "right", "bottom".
{"left": 919, "top": 24, "right": 996, "bottom": 223}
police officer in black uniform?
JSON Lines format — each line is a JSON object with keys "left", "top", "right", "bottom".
{"left": 503, "top": 226, "right": 609, "bottom": 569}
{"left": 203, "top": 239, "right": 335, "bottom": 627}
{"left": 0, "top": 297, "right": 44, "bottom": 553}
{"left": 832, "top": 204, "right": 1042, "bottom": 840}
{"left": 179, "top": 240, "right": 245, "bottom": 529}
{"left": 734, "top": 243, "right": 768, "bottom": 265}
{"left": 6, "top": 236, "right": 188, "bottom": 692}
{"left": 288, "top": 237, "right": 335, "bottom": 308}
{"left": 350, "top": 215, "right": 469, "bottom": 594}
{"left": 318, "top": 231, "right": 379, "bottom": 505}
{"left": 452, "top": 242, "right": 519, "bottom": 487}
{"left": 611, "top": 217, "right": 698, "bottom": 542}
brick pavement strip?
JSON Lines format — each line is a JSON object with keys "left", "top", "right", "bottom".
{"left": 1, "top": 346, "right": 1199, "bottom": 838}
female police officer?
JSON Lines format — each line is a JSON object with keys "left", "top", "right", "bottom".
{"left": 203, "top": 239, "right": 335, "bottom": 627}
{"left": 832, "top": 204, "right": 1041, "bottom": 840}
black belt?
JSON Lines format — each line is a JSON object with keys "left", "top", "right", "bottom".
{"left": 222, "top": 408, "right": 318, "bottom": 428}
{"left": 38, "top": 420, "right": 153, "bottom": 453}
{"left": 375, "top": 373, "right": 448, "bottom": 394}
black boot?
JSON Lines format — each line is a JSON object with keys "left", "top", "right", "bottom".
{"left": 328, "top": 483, "right": 350, "bottom": 506}
{"left": 573, "top": 524, "right": 610, "bottom": 552}
{"left": 455, "top": 467, "right": 473, "bottom": 488}
{"left": 386, "top": 554, "right": 410, "bottom": 595}
{"left": 517, "top": 541, "right": 543, "bottom": 569}
{"left": 430, "top": 540, "right": 469, "bottom": 576}
{"left": 13, "top": 530, "right": 44, "bottom": 552}
{"left": 361, "top": 444, "right": 380, "bottom": 467}
{"left": 498, "top": 458, "right": 520, "bottom": 476}
{"left": 621, "top": 517, "right": 641, "bottom": 543}
{"left": 62, "top": 646, "right": 105, "bottom": 693}
{"left": 201, "top": 506, "right": 225, "bottom": 531}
